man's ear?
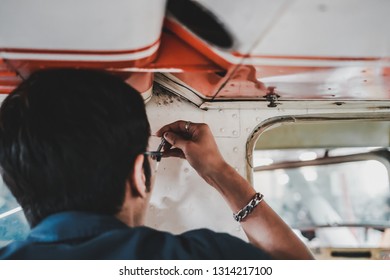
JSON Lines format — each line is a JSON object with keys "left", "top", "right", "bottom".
{"left": 128, "top": 154, "right": 147, "bottom": 198}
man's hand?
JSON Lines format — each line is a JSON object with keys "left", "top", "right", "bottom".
{"left": 157, "top": 120, "right": 314, "bottom": 259}
{"left": 156, "top": 121, "right": 226, "bottom": 180}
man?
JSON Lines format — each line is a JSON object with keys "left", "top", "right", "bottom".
{"left": 0, "top": 69, "right": 313, "bottom": 259}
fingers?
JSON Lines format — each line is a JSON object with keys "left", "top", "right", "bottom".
{"left": 161, "top": 131, "right": 188, "bottom": 159}
{"left": 156, "top": 120, "right": 196, "bottom": 137}
{"left": 155, "top": 121, "right": 197, "bottom": 160}
{"left": 155, "top": 120, "right": 181, "bottom": 137}
{"left": 163, "top": 131, "right": 188, "bottom": 151}
{"left": 162, "top": 148, "right": 185, "bottom": 159}
{"left": 155, "top": 121, "right": 225, "bottom": 179}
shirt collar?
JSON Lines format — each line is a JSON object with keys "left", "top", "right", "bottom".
{"left": 28, "top": 211, "right": 129, "bottom": 243}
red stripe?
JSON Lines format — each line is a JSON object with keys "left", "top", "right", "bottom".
{"left": 0, "top": 38, "right": 160, "bottom": 55}
{"left": 0, "top": 86, "right": 17, "bottom": 94}
{"left": 4, "top": 54, "right": 158, "bottom": 70}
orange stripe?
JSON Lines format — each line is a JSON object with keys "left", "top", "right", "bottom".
{"left": 164, "top": 18, "right": 232, "bottom": 70}
{"left": 0, "top": 38, "right": 160, "bottom": 55}
{"left": 0, "top": 71, "right": 17, "bottom": 77}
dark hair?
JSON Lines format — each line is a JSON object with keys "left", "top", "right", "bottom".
{"left": 0, "top": 69, "right": 151, "bottom": 226}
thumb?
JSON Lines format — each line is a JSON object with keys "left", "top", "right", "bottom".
{"left": 163, "top": 131, "right": 187, "bottom": 150}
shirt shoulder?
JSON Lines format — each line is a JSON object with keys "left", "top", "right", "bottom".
{"left": 0, "top": 226, "right": 270, "bottom": 260}
{"left": 177, "top": 228, "right": 271, "bottom": 260}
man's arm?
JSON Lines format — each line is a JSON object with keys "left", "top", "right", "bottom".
{"left": 156, "top": 120, "right": 314, "bottom": 260}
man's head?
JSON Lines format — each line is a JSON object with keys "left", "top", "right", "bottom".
{"left": 0, "top": 69, "right": 151, "bottom": 226}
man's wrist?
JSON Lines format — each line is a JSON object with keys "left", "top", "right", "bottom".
{"left": 203, "top": 163, "right": 258, "bottom": 212}
{"left": 200, "top": 160, "right": 230, "bottom": 187}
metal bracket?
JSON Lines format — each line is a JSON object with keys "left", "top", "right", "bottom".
{"left": 263, "top": 87, "right": 280, "bottom": 108}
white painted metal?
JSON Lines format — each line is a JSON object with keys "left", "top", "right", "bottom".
{"left": 145, "top": 89, "right": 390, "bottom": 240}
{"left": 252, "top": 0, "right": 390, "bottom": 58}
{"left": 1, "top": 0, "right": 390, "bottom": 254}
{"left": 191, "top": 0, "right": 390, "bottom": 58}
{"left": 0, "top": 0, "right": 166, "bottom": 59}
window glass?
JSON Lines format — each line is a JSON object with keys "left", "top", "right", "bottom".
{"left": 0, "top": 177, "right": 29, "bottom": 248}
{"left": 253, "top": 149, "right": 390, "bottom": 247}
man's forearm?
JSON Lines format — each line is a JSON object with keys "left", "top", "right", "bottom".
{"left": 207, "top": 163, "right": 314, "bottom": 260}
{"left": 158, "top": 121, "right": 314, "bottom": 259}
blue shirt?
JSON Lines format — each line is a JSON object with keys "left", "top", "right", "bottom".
{"left": 0, "top": 211, "right": 271, "bottom": 259}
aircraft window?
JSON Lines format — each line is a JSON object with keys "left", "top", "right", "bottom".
{"left": 0, "top": 177, "right": 29, "bottom": 248}
{"left": 253, "top": 148, "right": 390, "bottom": 248}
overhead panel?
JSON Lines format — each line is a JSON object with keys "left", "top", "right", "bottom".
{"left": 162, "top": 0, "right": 390, "bottom": 102}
